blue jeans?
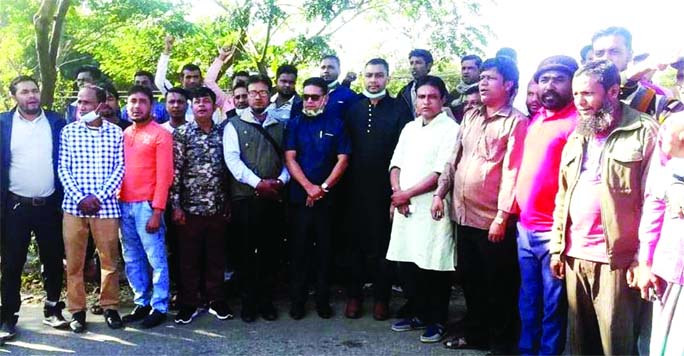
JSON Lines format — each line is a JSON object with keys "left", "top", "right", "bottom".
{"left": 517, "top": 223, "right": 567, "bottom": 355}
{"left": 120, "top": 202, "right": 169, "bottom": 313}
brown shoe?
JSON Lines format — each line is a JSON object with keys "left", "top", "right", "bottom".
{"left": 373, "top": 302, "right": 389, "bottom": 321}
{"left": 344, "top": 298, "right": 362, "bottom": 319}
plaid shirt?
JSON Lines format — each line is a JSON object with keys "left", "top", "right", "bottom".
{"left": 58, "top": 120, "right": 124, "bottom": 218}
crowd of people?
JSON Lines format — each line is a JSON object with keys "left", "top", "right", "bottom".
{"left": 1, "top": 24, "right": 684, "bottom": 355}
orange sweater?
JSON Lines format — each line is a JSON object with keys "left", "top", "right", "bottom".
{"left": 120, "top": 121, "right": 173, "bottom": 210}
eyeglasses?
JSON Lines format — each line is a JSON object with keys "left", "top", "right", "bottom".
{"left": 248, "top": 90, "right": 270, "bottom": 98}
{"left": 302, "top": 94, "right": 322, "bottom": 102}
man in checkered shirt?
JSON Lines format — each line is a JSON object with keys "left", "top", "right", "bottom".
{"left": 58, "top": 85, "right": 125, "bottom": 333}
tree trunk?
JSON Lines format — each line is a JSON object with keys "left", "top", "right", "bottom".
{"left": 34, "top": 0, "right": 71, "bottom": 109}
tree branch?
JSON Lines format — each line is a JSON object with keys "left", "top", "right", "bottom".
{"left": 49, "top": 0, "right": 70, "bottom": 64}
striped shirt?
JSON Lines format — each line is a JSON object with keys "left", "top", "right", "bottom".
{"left": 58, "top": 120, "right": 124, "bottom": 218}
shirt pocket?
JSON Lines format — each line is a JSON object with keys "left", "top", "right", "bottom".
{"left": 606, "top": 150, "right": 643, "bottom": 194}
{"left": 477, "top": 133, "right": 507, "bottom": 162}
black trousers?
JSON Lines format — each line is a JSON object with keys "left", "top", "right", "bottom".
{"left": 231, "top": 198, "right": 282, "bottom": 308}
{"left": 1, "top": 193, "right": 64, "bottom": 320}
{"left": 402, "top": 262, "right": 451, "bottom": 325}
{"left": 458, "top": 223, "right": 520, "bottom": 352}
{"left": 289, "top": 203, "right": 332, "bottom": 305}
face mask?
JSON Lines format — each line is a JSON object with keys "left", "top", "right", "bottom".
{"left": 363, "top": 89, "right": 386, "bottom": 99}
{"left": 80, "top": 111, "right": 99, "bottom": 123}
{"left": 302, "top": 107, "right": 325, "bottom": 117}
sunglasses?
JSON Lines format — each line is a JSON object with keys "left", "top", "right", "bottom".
{"left": 302, "top": 94, "right": 322, "bottom": 102}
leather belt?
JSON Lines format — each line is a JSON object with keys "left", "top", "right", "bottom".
{"left": 8, "top": 192, "right": 50, "bottom": 207}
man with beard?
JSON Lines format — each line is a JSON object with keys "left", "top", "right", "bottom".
{"left": 99, "top": 82, "right": 131, "bottom": 130}
{"left": 0, "top": 76, "right": 68, "bottom": 341}
{"left": 525, "top": 79, "right": 542, "bottom": 118}
{"left": 161, "top": 87, "right": 188, "bottom": 133}
{"left": 450, "top": 55, "right": 483, "bottom": 117}
{"left": 343, "top": 58, "right": 412, "bottom": 321}
{"left": 268, "top": 64, "right": 300, "bottom": 124}
{"left": 121, "top": 71, "right": 169, "bottom": 124}
{"left": 286, "top": 77, "right": 350, "bottom": 320}
{"left": 118, "top": 85, "right": 174, "bottom": 329}
{"left": 398, "top": 49, "right": 433, "bottom": 120}
{"left": 514, "top": 55, "right": 578, "bottom": 355}
{"left": 223, "top": 74, "right": 289, "bottom": 323}
{"left": 549, "top": 59, "right": 658, "bottom": 355}
{"left": 434, "top": 56, "right": 527, "bottom": 354}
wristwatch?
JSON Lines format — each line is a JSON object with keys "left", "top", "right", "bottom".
{"left": 494, "top": 216, "right": 505, "bottom": 225}
{"left": 321, "top": 182, "right": 330, "bottom": 193}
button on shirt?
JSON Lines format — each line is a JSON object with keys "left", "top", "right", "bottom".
{"left": 170, "top": 121, "right": 228, "bottom": 216}
{"left": 9, "top": 110, "right": 55, "bottom": 197}
{"left": 285, "top": 111, "right": 351, "bottom": 204}
{"left": 58, "top": 121, "right": 124, "bottom": 218}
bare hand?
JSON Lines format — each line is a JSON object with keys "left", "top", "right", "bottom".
{"left": 431, "top": 195, "right": 445, "bottom": 221}
{"left": 550, "top": 258, "right": 565, "bottom": 280}
{"left": 626, "top": 261, "right": 639, "bottom": 288}
{"left": 218, "top": 45, "right": 236, "bottom": 63}
{"left": 164, "top": 35, "right": 174, "bottom": 54}
{"left": 306, "top": 196, "right": 315, "bottom": 208}
{"left": 488, "top": 220, "right": 505, "bottom": 243}
{"left": 344, "top": 72, "right": 357, "bottom": 83}
{"left": 172, "top": 208, "right": 186, "bottom": 226}
{"left": 78, "top": 194, "right": 101, "bottom": 215}
{"left": 304, "top": 184, "right": 325, "bottom": 201}
{"left": 256, "top": 179, "right": 281, "bottom": 200}
{"left": 391, "top": 190, "right": 411, "bottom": 207}
{"left": 146, "top": 209, "right": 162, "bottom": 233}
{"left": 397, "top": 204, "right": 410, "bottom": 217}
{"left": 637, "top": 263, "right": 666, "bottom": 301}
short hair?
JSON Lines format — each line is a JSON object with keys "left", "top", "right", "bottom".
{"left": 302, "top": 77, "right": 329, "bottom": 95}
{"left": 495, "top": 47, "right": 518, "bottom": 63}
{"left": 127, "top": 85, "right": 154, "bottom": 103}
{"left": 276, "top": 64, "right": 298, "bottom": 79}
{"left": 247, "top": 74, "right": 273, "bottom": 92}
{"left": 81, "top": 85, "right": 106, "bottom": 103}
{"left": 181, "top": 63, "right": 201, "bottom": 75}
{"left": 232, "top": 71, "right": 249, "bottom": 80}
{"left": 165, "top": 87, "right": 189, "bottom": 101}
{"left": 408, "top": 49, "right": 433, "bottom": 65}
{"left": 9, "top": 75, "right": 39, "bottom": 95}
{"left": 232, "top": 81, "right": 247, "bottom": 92}
{"left": 365, "top": 58, "right": 390, "bottom": 74}
{"left": 99, "top": 82, "right": 119, "bottom": 101}
{"left": 461, "top": 54, "right": 483, "bottom": 67}
{"left": 321, "top": 55, "right": 340, "bottom": 67}
{"left": 415, "top": 75, "right": 448, "bottom": 99}
{"left": 480, "top": 56, "right": 519, "bottom": 97}
{"left": 190, "top": 87, "right": 216, "bottom": 104}
{"left": 592, "top": 26, "right": 632, "bottom": 51}
{"left": 580, "top": 45, "right": 593, "bottom": 62}
{"left": 75, "top": 65, "right": 101, "bottom": 80}
{"left": 575, "top": 59, "right": 621, "bottom": 92}
{"left": 464, "top": 85, "right": 480, "bottom": 96}
{"left": 133, "top": 70, "right": 154, "bottom": 83}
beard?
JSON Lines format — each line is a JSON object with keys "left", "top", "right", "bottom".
{"left": 540, "top": 90, "right": 570, "bottom": 111}
{"left": 576, "top": 100, "right": 618, "bottom": 137}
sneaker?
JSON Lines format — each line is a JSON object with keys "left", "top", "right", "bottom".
{"left": 420, "top": 323, "right": 446, "bottom": 343}
{"left": 174, "top": 306, "right": 199, "bottom": 324}
{"left": 104, "top": 309, "right": 123, "bottom": 329}
{"left": 122, "top": 305, "right": 151, "bottom": 323}
{"left": 69, "top": 311, "right": 87, "bottom": 333}
{"left": 208, "top": 301, "right": 234, "bottom": 320}
{"left": 43, "top": 301, "right": 69, "bottom": 329}
{"left": 0, "top": 316, "right": 17, "bottom": 341}
{"left": 391, "top": 317, "right": 427, "bottom": 332}
{"left": 141, "top": 310, "right": 166, "bottom": 329}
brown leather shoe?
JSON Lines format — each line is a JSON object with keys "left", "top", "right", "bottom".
{"left": 344, "top": 298, "right": 362, "bottom": 319}
{"left": 373, "top": 302, "right": 389, "bottom": 321}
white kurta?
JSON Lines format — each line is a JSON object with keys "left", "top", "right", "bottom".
{"left": 386, "top": 112, "right": 459, "bottom": 271}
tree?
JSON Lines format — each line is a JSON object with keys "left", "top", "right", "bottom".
{"left": 34, "top": 0, "right": 71, "bottom": 109}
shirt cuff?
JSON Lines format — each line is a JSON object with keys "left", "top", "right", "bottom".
{"left": 246, "top": 174, "right": 261, "bottom": 189}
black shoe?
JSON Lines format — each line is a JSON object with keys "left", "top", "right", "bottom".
{"left": 141, "top": 310, "right": 166, "bottom": 329}
{"left": 289, "top": 303, "right": 305, "bottom": 320}
{"left": 90, "top": 303, "right": 104, "bottom": 315}
{"left": 122, "top": 305, "right": 151, "bottom": 323}
{"left": 174, "top": 306, "right": 199, "bottom": 325}
{"left": 209, "top": 301, "right": 234, "bottom": 320}
{"left": 43, "top": 301, "right": 69, "bottom": 329}
{"left": 104, "top": 309, "right": 123, "bottom": 329}
{"left": 316, "top": 303, "right": 333, "bottom": 319}
{"left": 240, "top": 304, "right": 257, "bottom": 323}
{"left": 0, "top": 317, "right": 17, "bottom": 341}
{"left": 69, "top": 311, "right": 87, "bottom": 333}
{"left": 259, "top": 303, "right": 278, "bottom": 321}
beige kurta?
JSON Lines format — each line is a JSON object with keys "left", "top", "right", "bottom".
{"left": 386, "top": 112, "right": 459, "bottom": 271}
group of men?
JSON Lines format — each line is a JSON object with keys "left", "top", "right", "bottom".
{"left": 1, "top": 24, "right": 683, "bottom": 356}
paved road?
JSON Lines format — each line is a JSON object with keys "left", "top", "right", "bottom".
{"left": 1, "top": 290, "right": 488, "bottom": 355}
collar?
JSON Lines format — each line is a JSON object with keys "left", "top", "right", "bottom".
{"left": 187, "top": 119, "right": 217, "bottom": 133}
{"left": 417, "top": 111, "right": 449, "bottom": 127}
{"left": 536, "top": 103, "right": 578, "bottom": 123}
{"left": 239, "top": 108, "right": 280, "bottom": 127}
{"left": 13, "top": 109, "right": 46, "bottom": 124}
{"left": 270, "top": 93, "right": 296, "bottom": 105}
{"left": 474, "top": 104, "right": 513, "bottom": 121}
{"left": 613, "top": 102, "right": 647, "bottom": 133}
